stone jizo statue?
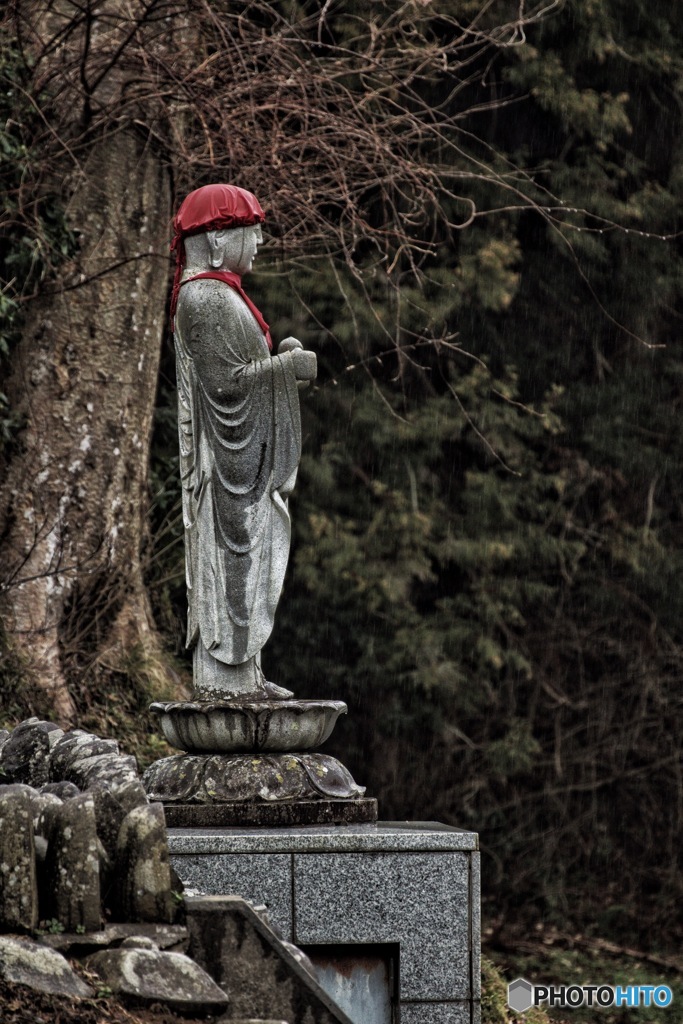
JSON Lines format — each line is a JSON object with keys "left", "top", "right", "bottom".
{"left": 170, "top": 184, "right": 316, "bottom": 701}
{"left": 145, "top": 184, "right": 370, "bottom": 819}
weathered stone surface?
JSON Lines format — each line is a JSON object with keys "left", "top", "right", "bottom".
{"left": 143, "top": 752, "right": 365, "bottom": 804}
{"left": 49, "top": 729, "right": 119, "bottom": 781}
{"left": 186, "top": 895, "right": 352, "bottom": 1024}
{"left": 28, "top": 790, "right": 62, "bottom": 829}
{"left": 35, "top": 795, "right": 62, "bottom": 840}
{"left": 1, "top": 719, "right": 63, "bottom": 787}
{"left": 121, "top": 934, "right": 158, "bottom": 950}
{"left": 63, "top": 751, "right": 138, "bottom": 790}
{"left": 0, "top": 785, "right": 38, "bottom": 930}
{"left": 90, "top": 784, "right": 128, "bottom": 863}
{"left": 0, "top": 782, "right": 63, "bottom": 831}
{"left": 0, "top": 718, "right": 180, "bottom": 938}
{"left": 150, "top": 699, "right": 347, "bottom": 754}
{"left": 0, "top": 935, "right": 93, "bottom": 997}
{"left": 41, "top": 780, "right": 81, "bottom": 800}
{"left": 38, "top": 922, "right": 188, "bottom": 953}
{"left": 109, "top": 776, "right": 148, "bottom": 811}
{"left": 42, "top": 792, "right": 101, "bottom": 932}
{"left": 89, "top": 779, "right": 149, "bottom": 878}
{"left": 0, "top": 781, "right": 39, "bottom": 801}
{"left": 85, "top": 947, "right": 228, "bottom": 1012}
{"left": 115, "top": 802, "right": 176, "bottom": 923}
{"left": 165, "top": 798, "right": 378, "bottom": 827}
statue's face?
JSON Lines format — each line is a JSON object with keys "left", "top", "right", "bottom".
{"left": 236, "top": 224, "right": 263, "bottom": 274}
{"left": 209, "top": 224, "right": 263, "bottom": 276}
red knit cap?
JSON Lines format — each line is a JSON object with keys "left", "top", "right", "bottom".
{"left": 170, "top": 184, "right": 265, "bottom": 322}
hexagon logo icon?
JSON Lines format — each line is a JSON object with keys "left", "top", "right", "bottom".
{"left": 508, "top": 977, "right": 534, "bottom": 1013}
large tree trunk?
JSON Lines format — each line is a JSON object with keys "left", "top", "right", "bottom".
{"left": 0, "top": 129, "right": 171, "bottom": 724}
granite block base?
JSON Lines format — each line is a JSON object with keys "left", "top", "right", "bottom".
{"left": 169, "top": 821, "right": 480, "bottom": 1024}
{"left": 164, "top": 797, "right": 378, "bottom": 827}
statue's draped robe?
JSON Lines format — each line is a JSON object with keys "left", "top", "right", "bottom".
{"left": 174, "top": 279, "right": 301, "bottom": 666}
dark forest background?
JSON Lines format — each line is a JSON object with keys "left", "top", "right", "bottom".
{"left": 2, "top": 0, "right": 683, "bottom": 951}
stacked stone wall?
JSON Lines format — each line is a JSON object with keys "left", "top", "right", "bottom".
{"left": 0, "top": 718, "right": 178, "bottom": 932}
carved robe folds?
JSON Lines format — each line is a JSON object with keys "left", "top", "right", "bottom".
{"left": 175, "top": 279, "right": 301, "bottom": 668}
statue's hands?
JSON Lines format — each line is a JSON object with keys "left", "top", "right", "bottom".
{"left": 278, "top": 337, "right": 317, "bottom": 389}
{"left": 291, "top": 349, "right": 317, "bottom": 382}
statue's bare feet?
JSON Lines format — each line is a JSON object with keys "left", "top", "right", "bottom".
{"left": 261, "top": 679, "right": 295, "bottom": 700}
{"left": 192, "top": 645, "right": 294, "bottom": 701}
{"left": 218, "top": 679, "right": 295, "bottom": 702}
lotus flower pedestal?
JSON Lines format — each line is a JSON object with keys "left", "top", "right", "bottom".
{"left": 143, "top": 697, "right": 377, "bottom": 826}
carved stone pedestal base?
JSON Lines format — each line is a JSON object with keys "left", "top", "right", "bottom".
{"left": 163, "top": 798, "right": 378, "bottom": 827}
{"left": 149, "top": 699, "right": 347, "bottom": 754}
{"left": 143, "top": 751, "right": 366, "bottom": 805}
{"left": 144, "top": 695, "right": 375, "bottom": 827}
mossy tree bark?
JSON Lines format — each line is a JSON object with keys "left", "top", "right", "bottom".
{"left": 0, "top": 130, "right": 171, "bottom": 724}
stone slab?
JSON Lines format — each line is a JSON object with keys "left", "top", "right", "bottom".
{"left": 471, "top": 852, "right": 481, "bottom": 1000}
{"left": 400, "top": 1003, "right": 478, "bottom": 1024}
{"left": 0, "top": 786, "right": 39, "bottom": 930}
{"left": 168, "top": 821, "right": 478, "bottom": 855}
{"left": 164, "top": 797, "right": 377, "bottom": 828}
{"left": 41, "top": 791, "right": 101, "bottom": 932}
{"left": 0, "top": 935, "right": 93, "bottom": 998}
{"left": 185, "top": 895, "right": 353, "bottom": 1024}
{"left": 85, "top": 947, "right": 228, "bottom": 1012}
{"left": 294, "top": 851, "right": 470, "bottom": 1001}
{"left": 38, "top": 923, "right": 188, "bottom": 953}
{"left": 172, "top": 852, "right": 293, "bottom": 937}
{"left": 115, "top": 801, "right": 176, "bottom": 923}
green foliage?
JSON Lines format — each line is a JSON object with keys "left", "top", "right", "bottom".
{"left": 261, "top": 0, "right": 683, "bottom": 946}
{"left": 489, "top": 942, "right": 683, "bottom": 1024}
{"left": 37, "top": 919, "right": 65, "bottom": 935}
{"left": 269, "top": 356, "right": 573, "bottom": 814}
{"left": 73, "top": 642, "right": 178, "bottom": 772}
{"left": 482, "top": 956, "right": 550, "bottom": 1024}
